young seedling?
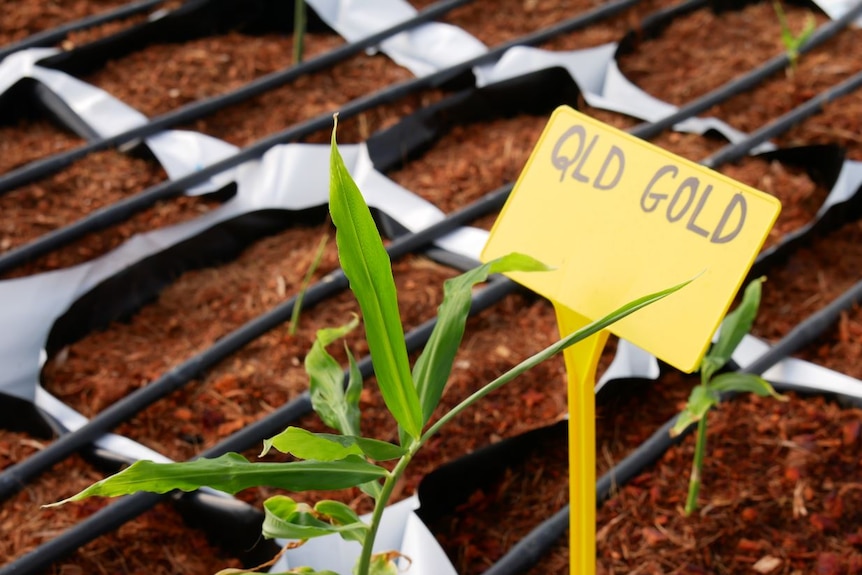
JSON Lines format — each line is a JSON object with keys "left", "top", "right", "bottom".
{"left": 773, "top": 0, "right": 816, "bottom": 74}
{"left": 671, "top": 277, "right": 787, "bottom": 516}
{"left": 289, "top": 231, "right": 329, "bottom": 336}
{"left": 293, "top": 0, "right": 307, "bottom": 65}
{"left": 47, "top": 120, "right": 690, "bottom": 575}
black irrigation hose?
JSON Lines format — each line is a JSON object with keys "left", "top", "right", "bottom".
{"left": 0, "top": 0, "right": 647, "bottom": 275}
{"left": 0, "top": 0, "right": 166, "bottom": 61}
{"left": 629, "top": 0, "right": 862, "bottom": 142}
{"left": 0, "top": 0, "right": 475, "bottom": 195}
{"left": 701, "top": 67, "right": 862, "bottom": 168}
{"left": 0, "top": 183, "right": 512, "bottom": 502}
{"left": 0, "top": 277, "right": 519, "bottom": 575}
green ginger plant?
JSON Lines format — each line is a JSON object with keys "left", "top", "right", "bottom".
{"left": 48, "top": 120, "right": 689, "bottom": 575}
{"left": 671, "top": 277, "right": 787, "bottom": 516}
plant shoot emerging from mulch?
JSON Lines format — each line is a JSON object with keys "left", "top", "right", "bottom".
{"left": 672, "top": 277, "right": 786, "bottom": 516}
{"left": 772, "top": 0, "right": 815, "bottom": 74}
{"left": 47, "top": 120, "right": 688, "bottom": 574}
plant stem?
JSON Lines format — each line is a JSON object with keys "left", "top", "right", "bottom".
{"left": 685, "top": 415, "right": 709, "bottom": 515}
{"left": 354, "top": 451, "right": 415, "bottom": 575}
{"left": 293, "top": 0, "right": 306, "bottom": 65}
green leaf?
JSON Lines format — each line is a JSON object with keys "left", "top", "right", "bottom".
{"left": 307, "top": 316, "right": 361, "bottom": 436}
{"left": 218, "top": 568, "right": 340, "bottom": 575}
{"left": 262, "top": 427, "right": 362, "bottom": 460}
{"left": 263, "top": 495, "right": 368, "bottom": 544}
{"left": 702, "top": 277, "right": 764, "bottom": 382}
{"left": 329, "top": 120, "right": 422, "bottom": 441}
{"left": 46, "top": 453, "right": 389, "bottom": 505}
{"left": 670, "top": 384, "right": 719, "bottom": 437}
{"left": 315, "top": 499, "right": 363, "bottom": 525}
{"left": 413, "top": 252, "right": 551, "bottom": 424}
{"left": 363, "top": 554, "right": 400, "bottom": 575}
{"left": 709, "top": 372, "right": 788, "bottom": 401}
{"left": 358, "top": 478, "right": 383, "bottom": 501}
{"left": 262, "top": 427, "right": 405, "bottom": 461}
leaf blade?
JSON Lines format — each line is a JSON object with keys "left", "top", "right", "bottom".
{"left": 305, "top": 316, "right": 360, "bottom": 436}
{"left": 329, "top": 123, "right": 422, "bottom": 440}
{"left": 262, "top": 427, "right": 405, "bottom": 462}
{"left": 47, "top": 453, "right": 388, "bottom": 505}
{"left": 709, "top": 372, "right": 787, "bottom": 400}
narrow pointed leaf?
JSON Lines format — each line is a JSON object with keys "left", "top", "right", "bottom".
{"left": 424, "top": 278, "right": 693, "bottom": 442}
{"left": 703, "top": 277, "right": 764, "bottom": 381}
{"left": 329, "top": 123, "right": 422, "bottom": 440}
{"left": 262, "top": 427, "right": 405, "bottom": 461}
{"left": 413, "top": 252, "right": 550, "bottom": 423}
{"left": 307, "top": 316, "right": 360, "bottom": 436}
{"left": 47, "top": 453, "right": 388, "bottom": 506}
{"left": 709, "top": 373, "right": 787, "bottom": 400}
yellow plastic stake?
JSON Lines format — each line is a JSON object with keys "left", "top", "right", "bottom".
{"left": 554, "top": 305, "right": 608, "bottom": 575}
{"left": 481, "top": 106, "right": 780, "bottom": 575}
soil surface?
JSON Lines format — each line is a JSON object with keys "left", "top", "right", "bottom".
{"left": 3, "top": 1, "right": 862, "bottom": 574}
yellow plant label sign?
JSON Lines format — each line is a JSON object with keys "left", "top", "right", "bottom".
{"left": 481, "top": 106, "right": 781, "bottom": 372}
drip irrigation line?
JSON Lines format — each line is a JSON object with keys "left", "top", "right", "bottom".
{"left": 0, "top": 0, "right": 166, "bottom": 62}
{"left": 0, "top": 276, "right": 519, "bottom": 575}
{"left": 0, "top": 0, "right": 645, "bottom": 275}
{"left": 629, "top": 0, "right": 862, "bottom": 142}
{"left": 0, "top": 0, "right": 475, "bottom": 195}
{"left": 701, "top": 68, "right": 862, "bottom": 168}
{"left": 482, "top": 269, "right": 862, "bottom": 575}
{"left": 0, "top": 182, "right": 511, "bottom": 502}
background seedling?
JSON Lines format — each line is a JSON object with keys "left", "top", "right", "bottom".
{"left": 289, "top": 231, "right": 330, "bottom": 336}
{"left": 293, "top": 0, "right": 307, "bottom": 64}
{"left": 773, "top": 0, "right": 816, "bottom": 74}
{"left": 47, "top": 121, "right": 687, "bottom": 575}
{"left": 671, "top": 277, "right": 787, "bottom": 516}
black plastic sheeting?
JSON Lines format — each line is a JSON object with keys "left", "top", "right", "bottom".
{"left": 4, "top": 0, "right": 862, "bottom": 573}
